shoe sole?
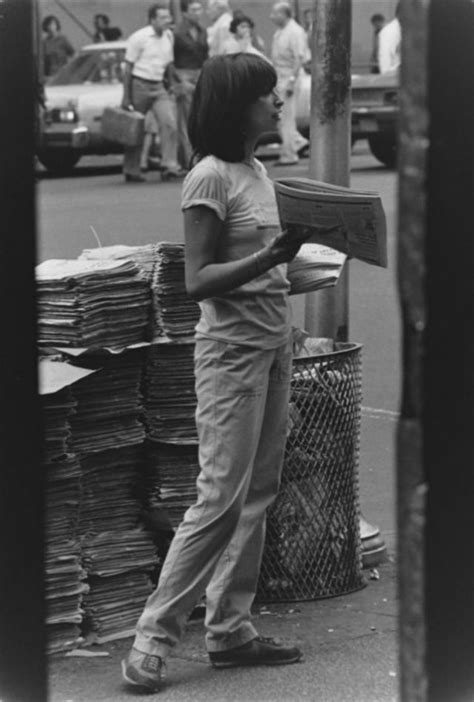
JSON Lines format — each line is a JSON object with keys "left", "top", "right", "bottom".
{"left": 210, "top": 652, "right": 303, "bottom": 669}
{"left": 121, "top": 659, "right": 162, "bottom": 692}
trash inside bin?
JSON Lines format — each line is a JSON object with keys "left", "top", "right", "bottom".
{"left": 257, "top": 341, "right": 365, "bottom": 602}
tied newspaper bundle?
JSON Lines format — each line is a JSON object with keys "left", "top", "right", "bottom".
{"left": 274, "top": 177, "right": 388, "bottom": 270}
{"left": 36, "top": 259, "right": 151, "bottom": 350}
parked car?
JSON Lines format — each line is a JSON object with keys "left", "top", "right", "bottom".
{"left": 38, "top": 41, "right": 399, "bottom": 173}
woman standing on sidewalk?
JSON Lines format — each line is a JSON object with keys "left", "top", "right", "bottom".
{"left": 122, "top": 53, "right": 313, "bottom": 693}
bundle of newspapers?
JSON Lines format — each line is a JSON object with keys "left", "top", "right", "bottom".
{"left": 67, "top": 350, "right": 146, "bottom": 455}
{"left": 40, "top": 363, "right": 90, "bottom": 653}
{"left": 81, "top": 529, "right": 158, "bottom": 642}
{"left": 143, "top": 442, "right": 200, "bottom": 530}
{"left": 143, "top": 341, "right": 198, "bottom": 444}
{"left": 274, "top": 177, "right": 387, "bottom": 268}
{"left": 79, "top": 242, "right": 200, "bottom": 340}
{"left": 287, "top": 243, "right": 347, "bottom": 295}
{"left": 36, "top": 258, "right": 151, "bottom": 349}
{"left": 152, "top": 243, "right": 200, "bottom": 339}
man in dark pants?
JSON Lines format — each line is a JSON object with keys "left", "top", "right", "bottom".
{"left": 172, "top": 0, "right": 208, "bottom": 168}
{"left": 121, "top": 3, "right": 184, "bottom": 182}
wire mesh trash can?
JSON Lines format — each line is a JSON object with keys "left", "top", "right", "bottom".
{"left": 257, "top": 342, "right": 365, "bottom": 602}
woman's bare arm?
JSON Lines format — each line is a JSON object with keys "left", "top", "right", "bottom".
{"left": 184, "top": 205, "right": 311, "bottom": 301}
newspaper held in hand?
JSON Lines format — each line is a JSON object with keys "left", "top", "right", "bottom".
{"left": 274, "top": 177, "right": 388, "bottom": 268}
{"left": 287, "top": 244, "right": 347, "bottom": 295}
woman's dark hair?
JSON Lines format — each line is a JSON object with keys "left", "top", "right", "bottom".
{"left": 42, "top": 15, "right": 61, "bottom": 33}
{"left": 188, "top": 53, "right": 277, "bottom": 163}
{"left": 229, "top": 14, "right": 254, "bottom": 34}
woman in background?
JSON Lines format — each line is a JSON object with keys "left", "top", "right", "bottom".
{"left": 42, "top": 15, "right": 74, "bottom": 79}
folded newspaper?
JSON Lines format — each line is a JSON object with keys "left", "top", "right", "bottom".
{"left": 274, "top": 177, "right": 387, "bottom": 268}
{"left": 287, "top": 243, "right": 346, "bottom": 295}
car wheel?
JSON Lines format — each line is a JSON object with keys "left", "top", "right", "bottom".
{"left": 367, "top": 134, "right": 397, "bottom": 169}
{"left": 37, "top": 149, "right": 81, "bottom": 174}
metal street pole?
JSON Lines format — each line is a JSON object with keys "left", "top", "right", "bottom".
{"left": 306, "top": 0, "right": 386, "bottom": 566}
{"left": 305, "top": 0, "right": 351, "bottom": 342}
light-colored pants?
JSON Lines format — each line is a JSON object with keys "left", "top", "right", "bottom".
{"left": 134, "top": 336, "right": 293, "bottom": 657}
{"left": 123, "top": 77, "right": 179, "bottom": 176}
{"left": 174, "top": 68, "right": 200, "bottom": 169}
{"left": 277, "top": 73, "right": 304, "bottom": 162}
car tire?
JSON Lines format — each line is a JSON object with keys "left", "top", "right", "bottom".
{"left": 37, "top": 149, "right": 81, "bottom": 174}
{"left": 367, "top": 134, "right": 397, "bottom": 169}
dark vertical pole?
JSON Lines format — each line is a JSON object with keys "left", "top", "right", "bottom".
{"left": 397, "top": 0, "right": 429, "bottom": 698}
{"left": 0, "top": 1, "right": 46, "bottom": 701}
{"left": 425, "top": 1, "right": 474, "bottom": 700}
{"left": 305, "top": 0, "right": 351, "bottom": 341}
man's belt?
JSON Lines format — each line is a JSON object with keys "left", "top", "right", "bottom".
{"left": 132, "top": 75, "right": 163, "bottom": 84}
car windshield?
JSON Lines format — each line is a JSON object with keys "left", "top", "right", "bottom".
{"left": 48, "top": 49, "right": 126, "bottom": 86}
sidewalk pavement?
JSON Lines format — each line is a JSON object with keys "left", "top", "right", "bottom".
{"left": 49, "top": 411, "right": 398, "bottom": 702}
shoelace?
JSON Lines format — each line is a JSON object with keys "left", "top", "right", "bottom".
{"left": 143, "top": 654, "right": 163, "bottom": 673}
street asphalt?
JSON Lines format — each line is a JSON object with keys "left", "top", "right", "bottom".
{"left": 39, "top": 142, "right": 400, "bottom": 701}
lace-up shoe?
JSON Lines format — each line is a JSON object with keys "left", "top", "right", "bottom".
{"left": 209, "top": 636, "right": 303, "bottom": 668}
{"left": 121, "top": 647, "right": 165, "bottom": 692}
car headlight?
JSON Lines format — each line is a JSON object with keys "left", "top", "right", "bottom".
{"left": 45, "top": 108, "right": 78, "bottom": 123}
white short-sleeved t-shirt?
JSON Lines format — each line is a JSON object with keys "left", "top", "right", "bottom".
{"left": 125, "top": 26, "right": 174, "bottom": 82}
{"left": 181, "top": 155, "right": 292, "bottom": 349}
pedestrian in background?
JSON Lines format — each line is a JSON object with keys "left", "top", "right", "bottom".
{"left": 172, "top": 0, "right": 208, "bottom": 169}
{"left": 270, "top": 1, "right": 309, "bottom": 165}
{"left": 42, "top": 15, "right": 74, "bottom": 79}
{"left": 121, "top": 3, "right": 184, "bottom": 183}
{"left": 92, "top": 13, "right": 123, "bottom": 42}
{"left": 378, "top": 3, "right": 401, "bottom": 74}
{"left": 232, "top": 9, "right": 266, "bottom": 54}
{"left": 369, "top": 13, "right": 385, "bottom": 73}
{"left": 121, "top": 52, "right": 317, "bottom": 694}
{"left": 223, "top": 14, "right": 267, "bottom": 59}
{"left": 206, "top": 0, "right": 233, "bottom": 56}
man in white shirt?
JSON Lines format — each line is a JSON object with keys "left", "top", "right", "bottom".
{"left": 378, "top": 3, "right": 401, "bottom": 75}
{"left": 121, "top": 3, "right": 184, "bottom": 182}
{"left": 207, "top": 0, "right": 233, "bottom": 57}
{"left": 270, "top": 2, "right": 309, "bottom": 165}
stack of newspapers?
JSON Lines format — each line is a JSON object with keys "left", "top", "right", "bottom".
{"left": 143, "top": 443, "right": 200, "bottom": 530}
{"left": 36, "top": 259, "right": 151, "bottom": 349}
{"left": 81, "top": 529, "right": 158, "bottom": 642}
{"left": 143, "top": 341, "right": 198, "bottom": 445}
{"left": 152, "top": 243, "right": 201, "bottom": 339}
{"left": 39, "top": 360, "right": 93, "bottom": 654}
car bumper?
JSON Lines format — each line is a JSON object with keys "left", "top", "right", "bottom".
{"left": 351, "top": 106, "right": 398, "bottom": 138}
{"left": 38, "top": 123, "right": 90, "bottom": 150}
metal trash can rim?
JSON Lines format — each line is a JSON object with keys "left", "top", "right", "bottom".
{"left": 294, "top": 341, "right": 363, "bottom": 364}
